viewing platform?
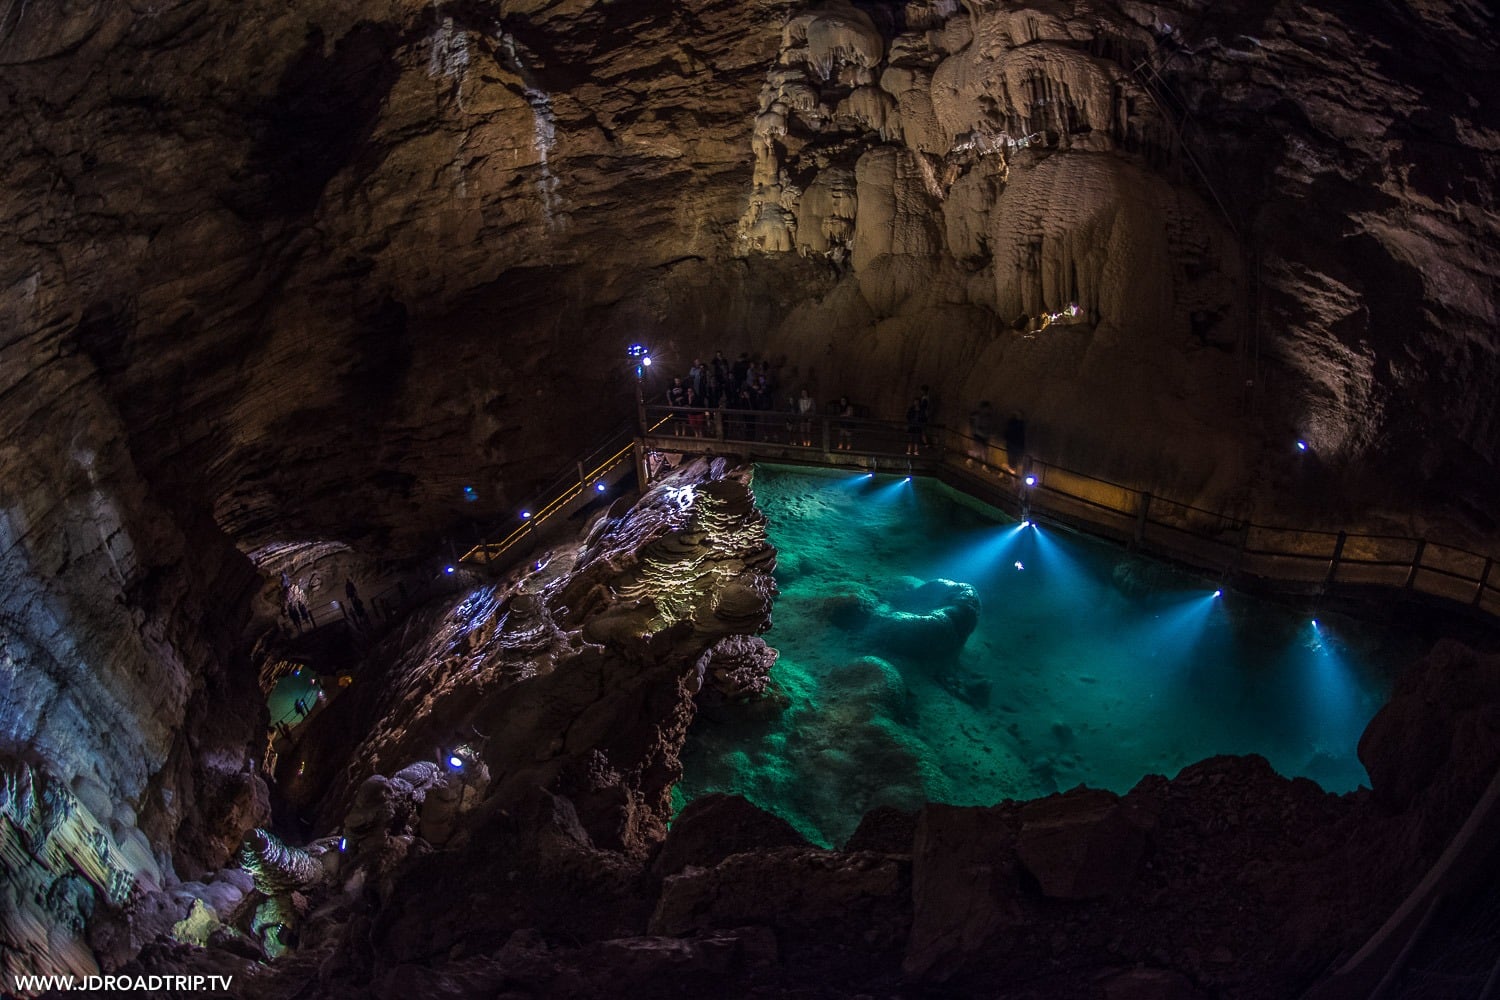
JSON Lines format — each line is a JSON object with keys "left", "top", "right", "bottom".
{"left": 459, "top": 404, "right": 1500, "bottom": 625}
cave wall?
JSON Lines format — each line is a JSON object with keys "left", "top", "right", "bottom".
{"left": 0, "top": 0, "right": 1497, "bottom": 981}
{"left": 735, "top": 0, "right": 1499, "bottom": 522}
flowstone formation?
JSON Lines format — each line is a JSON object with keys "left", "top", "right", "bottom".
{"left": 277, "top": 457, "right": 778, "bottom": 859}
{"left": 741, "top": 0, "right": 1246, "bottom": 501}
{"left": 738, "top": 0, "right": 1500, "bottom": 528}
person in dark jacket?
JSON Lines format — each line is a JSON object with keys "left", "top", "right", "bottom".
{"left": 1003, "top": 411, "right": 1027, "bottom": 475}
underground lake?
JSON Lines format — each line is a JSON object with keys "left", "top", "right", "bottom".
{"left": 676, "top": 463, "right": 1426, "bottom": 847}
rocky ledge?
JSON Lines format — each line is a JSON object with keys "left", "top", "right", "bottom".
{"left": 87, "top": 462, "right": 1500, "bottom": 999}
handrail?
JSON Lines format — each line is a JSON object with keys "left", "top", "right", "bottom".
{"left": 636, "top": 404, "right": 1500, "bottom": 621}
{"left": 459, "top": 421, "right": 641, "bottom": 567}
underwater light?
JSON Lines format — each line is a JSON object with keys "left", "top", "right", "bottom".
{"left": 1024, "top": 475, "right": 1037, "bottom": 486}
{"left": 444, "top": 565, "right": 455, "bottom": 574}
{"left": 448, "top": 755, "right": 464, "bottom": 769}
{"left": 1213, "top": 589, "right": 1222, "bottom": 597}
{"left": 904, "top": 476, "right": 911, "bottom": 482}
{"left": 1020, "top": 518, "right": 1031, "bottom": 527}
{"left": 1297, "top": 440, "right": 1308, "bottom": 452}
{"left": 1014, "top": 561, "right": 1024, "bottom": 570}
{"left": 1312, "top": 619, "right": 1320, "bottom": 628}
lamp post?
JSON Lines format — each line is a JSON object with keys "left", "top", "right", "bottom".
{"left": 627, "top": 343, "right": 652, "bottom": 486}
{"left": 627, "top": 343, "right": 652, "bottom": 434}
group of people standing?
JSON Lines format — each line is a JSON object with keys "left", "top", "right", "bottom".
{"left": 664, "top": 351, "right": 781, "bottom": 439}
{"left": 278, "top": 572, "right": 375, "bottom": 636}
{"left": 657, "top": 350, "right": 1028, "bottom": 469}
{"left": 279, "top": 571, "right": 316, "bottom": 633}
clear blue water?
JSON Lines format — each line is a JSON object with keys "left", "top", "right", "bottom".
{"left": 677, "top": 464, "right": 1414, "bottom": 847}
{"left": 268, "top": 669, "right": 321, "bottom": 727}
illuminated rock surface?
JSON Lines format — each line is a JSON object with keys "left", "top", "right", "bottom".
{"left": 0, "top": 0, "right": 1497, "bottom": 993}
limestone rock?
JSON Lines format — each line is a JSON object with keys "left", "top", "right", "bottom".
{"left": 695, "top": 634, "right": 779, "bottom": 703}
{"left": 651, "top": 847, "right": 910, "bottom": 950}
{"left": 1015, "top": 787, "right": 1149, "bottom": 900}
{"left": 651, "top": 793, "right": 811, "bottom": 878}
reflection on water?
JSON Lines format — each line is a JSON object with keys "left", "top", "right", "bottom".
{"left": 677, "top": 464, "right": 1417, "bottom": 847}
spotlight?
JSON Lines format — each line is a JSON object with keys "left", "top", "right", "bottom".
{"left": 626, "top": 344, "right": 649, "bottom": 357}
{"left": 1296, "top": 440, "right": 1308, "bottom": 452}
{"left": 462, "top": 485, "right": 477, "bottom": 501}
{"left": 521, "top": 510, "right": 532, "bottom": 519}
{"left": 1213, "top": 589, "right": 1222, "bottom": 598}
{"left": 1024, "top": 475, "right": 1037, "bottom": 487}
{"left": 1020, "top": 518, "right": 1031, "bottom": 527}
{"left": 1311, "top": 619, "right": 1320, "bottom": 628}
{"left": 338, "top": 837, "right": 347, "bottom": 852}
{"left": 448, "top": 755, "right": 464, "bottom": 770}
{"left": 865, "top": 472, "right": 874, "bottom": 478}
{"left": 904, "top": 476, "right": 911, "bottom": 482}
{"left": 642, "top": 355, "right": 652, "bottom": 367}
{"left": 444, "top": 565, "right": 455, "bottom": 574}
{"left": 595, "top": 481, "right": 606, "bottom": 492}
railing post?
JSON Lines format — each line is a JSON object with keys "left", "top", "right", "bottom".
{"left": 633, "top": 439, "right": 649, "bottom": 489}
{"left": 1325, "top": 531, "right": 1347, "bottom": 588}
{"left": 1475, "top": 557, "right": 1493, "bottom": 607}
{"left": 577, "top": 460, "right": 585, "bottom": 487}
{"left": 1405, "top": 538, "right": 1427, "bottom": 589}
{"left": 1132, "top": 492, "right": 1152, "bottom": 549}
{"left": 821, "top": 414, "right": 831, "bottom": 453}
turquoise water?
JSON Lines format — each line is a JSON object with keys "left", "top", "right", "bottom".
{"left": 677, "top": 464, "right": 1415, "bottom": 847}
{"left": 268, "top": 669, "right": 321, "bottom": 727}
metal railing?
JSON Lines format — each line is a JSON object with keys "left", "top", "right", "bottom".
{"left": 459, "top": 422, "right": 641, "bottom": 567}
{"left": 637, "top": 404, "right": 1500, "bottom": 621}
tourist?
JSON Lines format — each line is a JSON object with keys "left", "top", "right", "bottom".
{"left": 796, "top": 387, "right": 815, "bottom": 446}
{"left": 686, "top": 385, "right": 707, "bottom": 437}
{"left": 752, "top": 376, "right": 775, "bottom": 441}
{"left": 1004, "top": 411, "right": 1027, "bottom": 475}
{"left": 837, "top": 396, "right": 856, "bottom": 450}
{"left": 667, "top": 377, "right": 689, "bottom": 435}
{"left": 969, "top": 401, "right": 996, "bottom": 463}
{"left": 906, "top": 397, "right": 927, "bottom": 455}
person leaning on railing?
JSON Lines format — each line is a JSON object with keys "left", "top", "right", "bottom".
{"left": 667, "top": 377, "right": 688, "bottom": 436}
{"left": 836, "top": 396, "right": 856, "bottom": 450}
{"left": 968, "top": 400, "right": 996, "bottom": 464}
